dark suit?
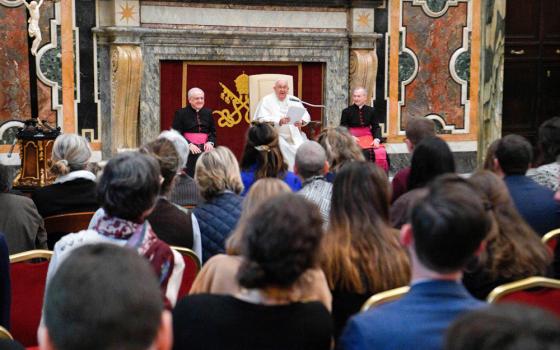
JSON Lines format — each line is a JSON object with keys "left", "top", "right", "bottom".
{"left": 504, "top": 175, "right": 560, "bottom": 236}
{"left": 0, "top": 234, "right": 10, "bottom": 329}
{"left": 339, "top": 280, "right": 485, "bottom": 350}
{"left": 0, "top": 193, "right": 47, "bottom": 254}
{"left": 172, "top": 105, "right": 217, "bottom": 176}
{"left": 340, "top": 104, "right": 381, "bottom": 140}
{"left": 31, "top": 178, "right": 99, "bottom": 218}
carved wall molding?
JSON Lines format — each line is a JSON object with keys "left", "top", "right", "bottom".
{"left": 349, "top": 49, "right": 378, "bottom": 104}
{"left": 110, "top": 44, "right": 142, "bottom": 153}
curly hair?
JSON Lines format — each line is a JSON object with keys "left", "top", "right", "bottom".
{"left": 317, "top": 127, "right": 364, "bottom": 173}
{"left": 237, "top": 194, "right": 324, "bottom": 289}
{"left": 195, "top": 146, "right": 244, "bottom": 200}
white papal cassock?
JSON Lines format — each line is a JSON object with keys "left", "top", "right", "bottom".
{"left": 254, "top": 93, "right": 311, "bottom": 170}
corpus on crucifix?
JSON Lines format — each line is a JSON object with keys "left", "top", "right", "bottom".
{"left": 23, "top": 0, "right": 44, "bottom": 56}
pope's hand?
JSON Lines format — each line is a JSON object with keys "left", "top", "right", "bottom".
{"left": 279, "top": 117, "right": 290, "bottom": 126}
{"left": 294, "top": 121, "right": 302, "bottom": 128}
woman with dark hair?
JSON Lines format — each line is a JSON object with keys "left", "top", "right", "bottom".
{"left": 527, "top": 117, "right": 560, "bottom": 191}
{"left": 463, "top": 170, "right": 552, "bottom": 299}
{"left": 45, "top": 152, "right": 185, "bottom": 307}
{"left": 173, "top": 194, "right": 332, "bottom": 350}
{"left": 390, "top": 136, "right": 456, "bottom": 228}
{"left": 240, "top": 123, "right": 301, "bottom": 195}
{"left": 321, "top": 161, "right": 410, "bottom": 338}
{"left": 141, "top": 138, "right": 201, "bottom": 258}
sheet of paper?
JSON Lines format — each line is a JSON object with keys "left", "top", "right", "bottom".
{"left": 286, "top": 106, "right": 306, "bottom": 124}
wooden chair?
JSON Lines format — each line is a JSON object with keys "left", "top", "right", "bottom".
{"left": 361, "top": 286, "right": 410, "bottom": 312}
{"left": 10, "top": 250, "right": 53, "bottom": 347}
{"left": 0, "top": 325, "right": 13, "bottom": 340}
{"left": 487, "top": 276, "right": 560, "bottom": 316}
{"left": 43, "top": 212, "right": 95, "bottom": 249}
{"left": 542, "top": 228, "right": 560, "bottom": 251}
{"left": 171, "top": 246, "right": 201, "bottom": 299}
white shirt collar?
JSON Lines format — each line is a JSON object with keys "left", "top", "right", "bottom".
{"left": 54, "top": 170, "right": 96, "bottom": 184}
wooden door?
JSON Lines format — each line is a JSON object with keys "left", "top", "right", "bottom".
{"left": 503, "top": 0, "right": 560, "bottom": 143}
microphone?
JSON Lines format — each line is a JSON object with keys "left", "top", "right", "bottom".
{"left": 288, "top": 96, "right": 325, "bottom": 108}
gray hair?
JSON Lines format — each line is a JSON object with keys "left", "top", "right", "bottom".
{"left": 187, "top": 87, "right": 204, "bottom": 100}
{"left": 158, "top": 129, "right": 189, "bottom": 169}
{"left": 51, "top": 134, "right": 92, "bottom": 176}
{"left": 295, "top": 141, "right": 327, "bottom": 179}
{"left": 352, "top": 87, "right": 367, "bottom": 95}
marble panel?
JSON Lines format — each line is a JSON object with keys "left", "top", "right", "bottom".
{"left": 388, "top": 151, "right": 476, "bottom": 175}
{"left": 140, "top": 4, "right": 347, "bottom": 30}
{"left": 401, "top": 1, "right": 468, "bottom": 130}
{"left": 115, "top": 0, "right": 139, "bottom": 27}
{"left": 96, "top": 27, "right": 349, "bottom": 147}
{"left": 0, "top": 6, "right": 31, "bottom": 122}
{"left": 351, "top": 8, "right": 375, "bottom": 33}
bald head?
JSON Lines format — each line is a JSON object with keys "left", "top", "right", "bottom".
{"left": 295, "top": 141, "right": 328, "bottom": 179}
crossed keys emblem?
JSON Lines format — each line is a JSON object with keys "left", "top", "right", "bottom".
{"left": 213, "top": 73, "right": 251, "bottom": 128}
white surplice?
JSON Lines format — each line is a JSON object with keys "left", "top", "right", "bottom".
{"left": 254, "top": 93, "right": 311, "bottom": 170}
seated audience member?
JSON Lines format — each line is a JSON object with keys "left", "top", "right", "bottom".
{"left": 161, "top": 130, "right": 202, "bottom": 207}
{"left": 463, "top": 170, "right": 551, "bottom": 299}
{"left": 527, "top": 117, "right": 560, "bottom": 191}
{"left": 294, "top": 141, "right": 332, "bottom": 224}
{"left": 390, "top": 136, "right": 455, "bottom": 228}
{"left": 190, "top": 179, "right": 332, "bottom": 310}
{"left": 391, "top": 117, "right": 436, "bottom": 203}
{"left": 173, "top": 194, "right": 333, "bottom": 350}
{"left": 317, "top": 127, "right": 364, "bottom": 182}
{"left": 322, "top": 162, "right": 410, "bottom": 338}
{"left": 141, "top": 138, "right": 201, "bottom": 257}
{"left": 193, "top": 146, "right": 243, "bottom": 262}
{"left": 482, "top": 139, "right": 500, "bottom": 172}
{"left": 340, "top": 175, "right": 491, "bottom": 350}
{"left": 494, "top": 134, "right": 560, "bottom": 235}
{"left": 32, "top": 134, "right": 98, "bottom": 218}
{"left": 0, "top": 234, "right": 10, "bottom": 329}
{"left": 48, "top": 152, "right": 184, "bottom": 307}
{"left": 240, "top": 123, "right": 301, "bottom": 194}
{"left": 445, "top": 304, "right": 560, "bottom": 350}
{"left": 40, "top": 244, "right": 172, "bottom": 350}
{"left": 0, "top": 164, "right": 47, "bottom": 254}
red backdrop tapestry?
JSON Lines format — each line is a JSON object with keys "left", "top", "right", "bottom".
{"left": 160, "top": 61, "right": 324, "bottom": 158}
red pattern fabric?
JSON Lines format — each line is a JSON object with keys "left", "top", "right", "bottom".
{"left": 10, "top": 260, "right": 49, "bottom": 347}
{"left": 176, "top": 254, "right": 199, "bottom": 299}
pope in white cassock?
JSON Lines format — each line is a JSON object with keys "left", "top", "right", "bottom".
{"left": 253, "top": 79, "right": 311, "bottom": 170}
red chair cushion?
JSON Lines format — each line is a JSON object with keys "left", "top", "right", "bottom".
{"left": 10, "top": 260, "right": 49, "bottom": 347}
{"left": 497, "top": 288, "right": 560, "bottom": 317}
{"left": 177, "top": 256, "right": 198, "bottom": 300}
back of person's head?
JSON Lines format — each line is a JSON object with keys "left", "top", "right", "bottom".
{"left": 317, "top": 127, "right": 364, "bottom": 173}
{"left": 324, "top": 161, "right": 410, "bottom": 293}
{"left": 50, "top": 134, "right": 92, "bottom": 177}
{"left": 226, "top": 178, "right": 291, "bottom": 255}
{"left": 195, "top": 146, "right": 243, "bottom": 200}
{"left": 408, "top": 136, "right": 455, "bottom": 190}
{"left": 240, "top": 123, "right": 287, "bottom": 179}
{"left": 495, "top": 134, "right": 533, "bottom": 175}
{"left": 482, "top": 139, "right": 500, "bottom": 172}
{"left": 158, "top": 129, "right": 190, "bottom": 170}
{"left": 41, "top": 244, "right": 169, "bottom": 350}
{"left": 0, "top": 163, "right": 9, "bottom": 193}
{"left": 295, "top": 141, "right": 328, "bottom": 179}
{"left": 409, "top": 174, "right": 491, "bottom": 273}
{"left": 140, "top": 138, "right": 179, "bottom": 195}
{"left": 97, "top": 152, "right": 160, "bottom": 221}
{"left": 237, "top": 194, "right": 323, "bottom": 289}
{"left": 467, "top": 170, "right": 551, "bottom": 279}
{"left": 537, "top": 116, "right": 560, "bottom": 165}
{"left": 445, "top": 304, "right": 560, "bottom": 350}
{"left": 405, "top": 117, "right": 436, "bottom": 147}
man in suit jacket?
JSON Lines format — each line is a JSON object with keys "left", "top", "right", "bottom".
{"left": 339, "top": 175, "right": 491, "bottom": 350}
{"left": 172, "top": 87, "right": 216, "bottom": 177}
{"left": 494, "top": 134, "right": 560, "bottom": 236}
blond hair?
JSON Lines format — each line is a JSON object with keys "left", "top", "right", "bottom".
{"left": 226, "top": 178, "right": 291, "bottom": 255}
{"left": 195, "top": 146, "right": 244, "bottom": 200}
{"left": 317, "top": 127, "right": 364, "bottom": 173}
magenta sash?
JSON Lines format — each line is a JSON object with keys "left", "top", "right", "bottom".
{"left": 183, "top": 132, "right": 208, "bottom": 145}
{"left": 348, "top": 127, "right": 371, "bottom": 137}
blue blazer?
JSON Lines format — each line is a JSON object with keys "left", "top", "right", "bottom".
{"left": 339, "top": 280, "right": 485, "bottom": 350}
{"left": 504, "top": 175, "right": 560, "bottom": 236}
{"left": 240, "top": 164, "right": 302, "bottom": 196}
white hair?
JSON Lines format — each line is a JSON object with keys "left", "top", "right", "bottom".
{"left": 352, "top": 87, "right": 367, "bottom": 95}
{"left": 52, "top": 133, "right": 92, "bottom": 170}
{"left": 159, "top": 129, "right": 190, "bottom": 169}
{"left": 187, "top": 87, "right": 204, "bottom": 100}
{"left": 274, "top": 79, "right": 289, "bottom": 87}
